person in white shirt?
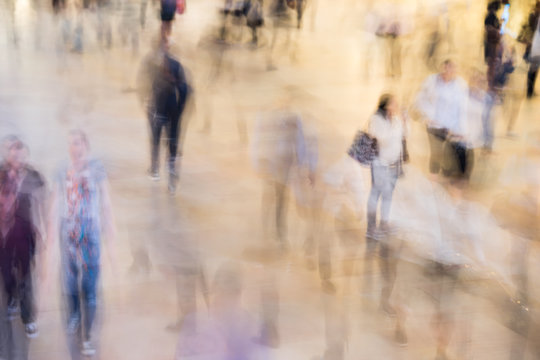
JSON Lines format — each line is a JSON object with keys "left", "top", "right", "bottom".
{"left": 365, "top": 94, "right": 406, "bottom": 316}
{"left": 416, "top": 59, "right": 469, "bottom": 176}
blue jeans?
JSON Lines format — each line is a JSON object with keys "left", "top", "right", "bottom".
{"left": 61, "top": 221, "right": 100, "bottom": 340}
{"left": 64, "top": 260, "right": 99, "bottom": 340}
{"left": 366, "top": 163, "right": 399, "bottom": 236}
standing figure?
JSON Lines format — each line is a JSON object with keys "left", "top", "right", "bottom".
{"left": 251, "top": 102, "right": 307, "bottom": 250}
{"left": 523, "top": 1, "right": 540, "bottom": 98}
{"left": 138, "top": 31, "right": 191, "bottom": 194}
{"left": 46, "top": 130, "right": 116, "bottom": 357}
{"left": 364, "top": 94, "right": 407, "bottom": 316}
{"left": 0, "top": 136, "right": 47, "bottom": 341}
{"left": 416, "top": 59, "right": 470, "bottom": 176}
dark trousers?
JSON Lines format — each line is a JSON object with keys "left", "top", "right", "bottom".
{"left": 527, "top": 62, "right": 539, "bottom": 98}
{"left": 1, "top": 269, "right": 35, "bottom": 324}
{"left": 442, "top": 140, "right": 474, "bottom": 178}
{"left": 150, "top": 113, "right": 180, "bottom": 175}
{"left": 427, "top": 128, "right": 448, "bottom": 174}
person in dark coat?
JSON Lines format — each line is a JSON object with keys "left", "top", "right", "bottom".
{"left": 138, "top": 31, "right": 191, "bottom": 194}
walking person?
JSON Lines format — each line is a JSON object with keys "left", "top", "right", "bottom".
{"left": 138, "top": 30, "right": 191, "bottom": 194}
{"left": 416, "top": 59, "right": 469, "bottom": 175}
{"left": 45, "top": 130, "right": 117, "bottom": 357}
{"left": 0, "top": 136, "right": 47, "bottom": 340}
{"left": 251, "top": 98, "right": 308, "bottom": 250}
{"left": 364, "top": 94, "right": 407, "bottom": 316}
{"left": 523, "top": 1, "right": 540, "bottom": 98}
{"left": 0, "top": 169, "right": 39, "bottom": 347}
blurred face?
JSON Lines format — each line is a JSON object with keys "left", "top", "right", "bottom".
{"left": 441, "top": 62, "right": 457, "bottom": 82}
{"left": 5, "top": 140, "right": 26, "bottom": 169}
{"left": 69, "top": 133, "right": 89, "bottom": 163}
{"left": 386, "top": 97, "right": 398, "bottom": 117}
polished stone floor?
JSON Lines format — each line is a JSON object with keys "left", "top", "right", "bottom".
{"left": 1, "top": 0, "right": 540, "bottom": 359}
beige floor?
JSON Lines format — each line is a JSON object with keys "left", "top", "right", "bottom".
{"left": 1, "top": 0, "right": 540, "bottom": 359}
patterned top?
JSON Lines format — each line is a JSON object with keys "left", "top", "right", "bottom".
{"left": 56, "top": 159, "right": 106, "bottom": 268}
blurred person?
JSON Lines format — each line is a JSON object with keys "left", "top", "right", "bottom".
{"left": 0, "top": 167, "right": 39, "bottom": 343}
{"left": 0, "top": 137, "right": 46, "bottom": 340}
{"left": 137, "top": 31, "right": 191, "bottom": 194}
{"left": 149, "top": 197, "right": 208, "bottom": 332}
{"left": 45, "top": 130, "right": 117, "bottom": 357}
{"left": 174, "top": 262, "right": 263, "bottom": 360}
{"left": 0, "top": 136, "right": 47, "bottom": 252}
{"left": 416, "top": 59, "right": 470, "bottom": 176}
{"left": 375, "top": 6, "right": 404, "bottom": 79}
{"left": 364, "top": 94, "right": 408, "bottom": 316}
{"left": 499, "top": 45, "right": 525, "bottom": 137}
{"left": 321, "top": 155, "right": 366, "bottom": 291}
{"left": 119, "top": 0, "right": 142, "bottom": 55}
{"left": 266, "top": 0, "right": 294, "bottom": 70}
{"left": 289, "top": 120, "right": 343, "bottom": 293}
{"left": 465, "top": 69, "right": 490, "bottom": 152}
{"left": 246, "top": 0, "right": 264, "bottom": 45}
{"left": 251, "top": 99, "right": 308, "bottom": 250}
{"left": 96, "top": 0, "right": 113, "bottom": 49}
{"left": 524, "top": 1, "right": 540, "bottom": 98}
{"left": 485, "top": 1, "right": 502, "bottom": 87}
{"left": 295, "top": 0, "right": 306, "bottom": 29}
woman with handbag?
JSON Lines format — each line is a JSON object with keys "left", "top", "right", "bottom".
{"left": 364, "top": 94, "right": 407, "bottom": 317}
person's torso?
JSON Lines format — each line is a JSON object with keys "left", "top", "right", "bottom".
{"left": 433, "top": 78, "right": 464, "bottom": 130}
{"left": 58, "top": 160, "right": 104, "bottom": 224}
{"left": 369, "top": 113, "right": 403, "bottom": 165}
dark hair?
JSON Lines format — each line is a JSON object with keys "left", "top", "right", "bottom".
{"left": 376, "top": 94, "right": 394, "bottom": 119}
{"left": 488, "top": 0, "right": 501, "bottom": 12}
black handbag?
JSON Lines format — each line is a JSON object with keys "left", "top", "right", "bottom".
{"left": 348, "top": 131, "right": 378, "bottom": 166}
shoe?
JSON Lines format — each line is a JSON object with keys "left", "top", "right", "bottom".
{"left": 6, "top": 302, "right": 19, "bottom": 321}
{"left": 25, "top": 322, "right": 39, "bottom": 339}
{"left": 67, "top": 316, "right": 80, "bottom": 335}
{"left": 81, "top": 341, "right": 96, "bottom": 356}
{"left": 148, "top": 170, "right": 160, "bottom": 181}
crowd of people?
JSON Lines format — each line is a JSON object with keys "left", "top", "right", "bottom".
{"left": 2, "top": 0, "right": 540, "bottom": 359}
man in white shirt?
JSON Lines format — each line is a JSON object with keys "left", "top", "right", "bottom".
{"left": 416, "top": 59, "right": 469, "bottom": 176}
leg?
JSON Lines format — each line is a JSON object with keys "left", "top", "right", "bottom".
{"left": 378, "top": 166, "right": 398, "bottom": 312}
{"left": 527, "top": 62, "right": 538, "bottom": 98}
{"left": 275, "top": 181, "right": 288, "bottom": 245}
{"left": 150, "top": 116, "right": 164, "bottom": 175}
{"left": 366, "top": 166, "right": 382, "bottom": 239}
{"left": 167, "top": 117, "right": 181, "bottom": 192}
{"left": 81, "top": 266, "right": 99, "bottom": 341}
{"left": 64, "top": 258, "right": 81, "bottom": 333}
{"left": 427, "top": 128, "right": 445, "bottom": 174}
{"left": 505, "top": 92, "right": 522, "bottom": 134}
{"left": 19, "top": 272, "right": 36, "bottom": 325}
